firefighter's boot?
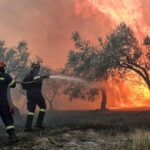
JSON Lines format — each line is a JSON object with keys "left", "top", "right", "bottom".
{"left": 24, "top": 114, "right": 34, "bottom": 132}
{"left": 35, "top": 111, "right": 45, "bottom": 130}
{"left": 8, "top": 129, "right": 18, "bottom": 144}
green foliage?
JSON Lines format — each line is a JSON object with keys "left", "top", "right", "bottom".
{"left": 64, "top": 83, "right": 98, "bottom": 101}
{"left": 143, "top": 36, "right": 150, "bottom": 70}
{"left": 103, "top": 22, "right": 142, "bottom": 69}
{"left": 6, "top": 41, "right": 30, "bottom": 79}
{"left": 144, "top": 36, "right": 150, "bottom": 46}
{"left": 67, "top": 31, "right": 105, "bottom": 80}
{"left": 0, "top": 40, "right": 30, "bottom": 79}
{"left": 0, "top": 41, "right": 6, "bottom": 59}
{"left": 65, "top": 31, "right": 102, "bottom": 101}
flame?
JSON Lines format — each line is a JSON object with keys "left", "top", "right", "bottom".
{"left": 74, "top": 0, "right": 150, "bottom": 110}
{"left": 75, "top": 0, "right": 150, "bottom": 40}
{"left": 105, "top": 74, "right": 150, "bottom": 110}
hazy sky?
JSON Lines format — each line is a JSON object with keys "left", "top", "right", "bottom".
{"left": 0, "top": 0, "right": 149, "bottom": 69}
{"left": 0, "top": 0, "right": 111, "bottom": 68}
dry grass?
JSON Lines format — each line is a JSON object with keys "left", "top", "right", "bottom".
{"left": 1, "top": 110, "right": 150, "bottom": 149}
{"left": 131, "top": 129, "right": 150, "bottom": 150}
{"left": 1, "top": 128, "right": 150, "bottom": 150}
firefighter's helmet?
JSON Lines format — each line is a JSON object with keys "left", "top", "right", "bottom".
{"left": 0, "top": 61, "right": 6, "bottom": 68}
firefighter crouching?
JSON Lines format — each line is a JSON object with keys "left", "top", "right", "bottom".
{"left": 22, "top": 62, "right": 48, "bottom": 132}
{"left": 0, "top": 61, "right": 17, "bottom": 143}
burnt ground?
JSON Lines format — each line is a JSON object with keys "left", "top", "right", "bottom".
{"left": 1, "top": 110, "right": 150, "bottom": 149}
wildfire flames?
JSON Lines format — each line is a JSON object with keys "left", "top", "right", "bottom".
{"left": 107, "top": 76, "right": 150, "bottom": 110}
{"left": 75, "top": 0, "right": 150, "bottom": 110}
{"left": 75, "top": 0, "right": 150, "bottom": 39}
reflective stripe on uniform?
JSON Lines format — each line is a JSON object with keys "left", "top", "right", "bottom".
{"left": 34, "top": 76, "right": 41, "bottom": 80}
{"left": 0, "top": 77, "right": 4, "bottom": 80}
{"left": 6, "top": 125, "right": 15, "bottom": 130}
{"left": 40, "top": 108, "right": 46, "bottom": 112}
{"left": 28, "top": 112, "right": 34, "bottom": 115}
{"left": 9, "top": 79, "right": 15, "bottom": 86}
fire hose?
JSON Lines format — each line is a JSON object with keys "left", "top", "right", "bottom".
{"left": 15, "top": 76, "right": 50, "bottom": 84}
{"left": 15, "top": 75, "right": 88, "bottom": 85}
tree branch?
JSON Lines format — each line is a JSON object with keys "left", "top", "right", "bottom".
{"left": 120, "top": 63, "right": 150, "bottom": 88}
{"left": 131, "top": 63, "right": 149, "bottom": 80}
{"left": 126, "top": 54, "right": 149, "bottom": 81}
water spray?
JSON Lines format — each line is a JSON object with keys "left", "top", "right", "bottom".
{"left": 16, "top": 75, "right": 90, "bottom": 86}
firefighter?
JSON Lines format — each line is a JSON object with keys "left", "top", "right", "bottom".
{"left": 0, "top": 61, "right": 17, "bottom": 143}
{"left": 22, "top": 62, "right": 48, "bottom": 132}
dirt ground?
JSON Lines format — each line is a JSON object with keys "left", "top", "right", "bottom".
{"left": 1, "top": 110, "right": 150, "bottom": 150}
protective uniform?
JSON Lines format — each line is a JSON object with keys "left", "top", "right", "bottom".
{"left": 0, "top": 61, "right": 17, "bottom": 142}
{"left": 22, "top": 63, "right": 47, "bottom": 132}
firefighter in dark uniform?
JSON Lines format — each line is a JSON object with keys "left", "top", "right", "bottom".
{"left": 22, "top": 62, "right": 48, "bottom": 132}
{"left": 0, "top": 61, "right": 17, "bottom": 142}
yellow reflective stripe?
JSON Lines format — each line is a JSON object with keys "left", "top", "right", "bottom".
{"left": 28, "top": 112, "right": 34, "bottom": 115}
{"left": 6, "top": 125, "right": 15, "bottom": 130}
{"left": 40, "top": 108, "right": 46, "bottom": 112}
{"left": 0, "top": 77, "right": 4, "bottom": 80}
{"left": 34, "top": 76, "right": 41, "bottom": 80}
{"left": 9, "top": 79, "right": 15, "bottom": 86}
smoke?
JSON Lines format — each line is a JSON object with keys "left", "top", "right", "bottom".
{"left": 0, "top": 0, "right": 149, "bottom": 67}
{"left": 0, "top": 0, "right": 111, "bottom": 68}
{"left": 0, "top": 0, "right": 150, "bottom": 109}
{"left": 76, "top": 0, "right": 150, "bottom": 40}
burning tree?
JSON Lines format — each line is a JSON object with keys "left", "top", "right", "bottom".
{"left": 101, "top": 23, "right": 150, "bottom": 89}
{"left": 65, "top": 22, "right": 150, "bottom": 111}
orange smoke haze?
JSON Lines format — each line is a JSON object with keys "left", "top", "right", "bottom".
{"left": 76, "top": 0, "right": 150, "bottom": 40}
{"left": 0, "top": 0, "right": 150, "bottom": 110}
{"left": 0, "top": 0, "right": 111, "bottom": 68}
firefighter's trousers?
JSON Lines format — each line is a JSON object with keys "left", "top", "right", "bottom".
{"left": 0, "top": 104, "right": 15, "bottom": 135}
{"left": 25, "top": 93, "right": 46, "bottom": 129}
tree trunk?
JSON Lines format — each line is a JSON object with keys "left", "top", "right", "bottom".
{"left": 100, "top": 87, "right": 107, "bottom": 111}
{"left": 49, "top": 100, "right": 54, "bottom": 110}
{"left": 7, "top": 87, "right": 21, "bottom": 118}
{"left": 46, "top": 96, "right": 55, "bottom": 111}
